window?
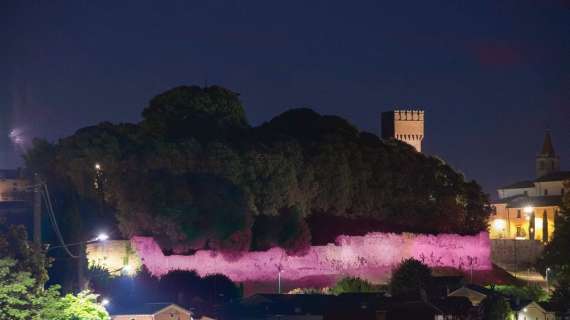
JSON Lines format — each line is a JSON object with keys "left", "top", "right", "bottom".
{"left": 517, "top": 210, "right": 521, "bottom": 218}
{"left": 544, "top": 189, "right": 548, "bottom": 196}
{"left": 516, "top": 227, "right": 522, "bottom": 237}
{"left": 524, "top": 190, "right": 528, "bottom": 196}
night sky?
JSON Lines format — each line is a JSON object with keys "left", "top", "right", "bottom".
{"left": 1, "top": 1, "right": 569, "bottom": 197}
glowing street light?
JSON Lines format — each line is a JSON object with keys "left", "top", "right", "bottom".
{"left": 122, "top": 264, "right": 135, "bottom": 276}
{"left": 101, "top": 298, "right": 110, "bottom": 306}
{"left": 94, "top": 163, "right": 102, "bottom": 170}
{"left": 94, "top": 233, "right": 109, "bottom": 242}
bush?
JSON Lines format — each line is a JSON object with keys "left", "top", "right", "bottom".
{"left": 481, "top": 294, "right": 512, "bottom": 320}
{"left": 390, "top": 258, "right": 432, "bottom": 299}
{"left": 489, "top": 284, "right": 548, "bottom": 302}
{"left": 331, "top": 277, "right": 379, "bottom": 294}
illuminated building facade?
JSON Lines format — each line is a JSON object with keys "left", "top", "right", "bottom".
{"left": 489, "top": 132, "right": 569, "bottom": 242}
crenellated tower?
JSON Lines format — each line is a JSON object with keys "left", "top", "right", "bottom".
{"left": 381, "top": 109, "right": 425, "bottom": 152}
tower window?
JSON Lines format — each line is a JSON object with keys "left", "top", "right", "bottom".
{"left": 517, "top": 210, "right": 521, "bottom": 218}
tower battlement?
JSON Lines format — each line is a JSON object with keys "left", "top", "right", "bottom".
{"left": 393, "top": 109, "right": 424, "bottom": 121}
{"left": 381, "top": 108, "right": 425, "bottom": 152}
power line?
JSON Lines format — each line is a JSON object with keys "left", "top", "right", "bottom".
{"left": 40, "top": 183, "right": 78, "bottom": 258}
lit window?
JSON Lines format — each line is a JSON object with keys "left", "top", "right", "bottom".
{"left": 516, "top": 227, "right": 522, "bottom": 237}
{"left": 517, "top": 210, "right": 521, "bottom": 218}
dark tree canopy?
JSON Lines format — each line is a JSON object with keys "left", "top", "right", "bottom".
{"left": 537, "top": 182, "right": 570, "bottom": 277}
{"left": 142, "top": 85, "right": 249, "bottom": 141}
{"left": 25, "top": 85, "right": 491, "bottom": 254}
{"left": 389, "top": 258, "right": 432, "bottom": 299}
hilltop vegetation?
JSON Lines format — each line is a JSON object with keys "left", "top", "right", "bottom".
{"left": 25, "top": 85, "right": 491, "bottom": 254}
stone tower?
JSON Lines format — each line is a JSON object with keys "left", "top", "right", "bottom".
{"left": 536, "top": 131, "right": 560, "bottom": 178}
{"left": 381, "top": 109, "right": 424, "bottom": 152}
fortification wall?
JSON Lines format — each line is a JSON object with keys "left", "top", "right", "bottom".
{"left": 490, "top": 239, "right": 544, "bottom": 271}
{"left": 128, "top": 232, "right": 491, "bottom": 282}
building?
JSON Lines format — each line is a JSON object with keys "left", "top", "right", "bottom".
{"left": 489, "top": 132, "right": 569, "bottom": 242}
{"left": 511, "top": 300, "right": 556, "bottom": 320}
{"left": 109, "top": 303, "right": 195, "bottom": 320}
{"left": 0, "top": 168, "right": 30, "bottom": 202}
{"left": 448, "top": 285, "right": 556, "bottom": 320}
{"left": 381, "top": 109, "right": 424, "bottom": 152}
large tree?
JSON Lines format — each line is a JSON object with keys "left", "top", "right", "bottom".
{"left": 537, "top": 181, "right": 570, "bottom": 311}
{"left": 537, "top": 181, "right": 570, "bottom": 276}
{"left": 25, "top": 85, "right": 491, "bottom": 254}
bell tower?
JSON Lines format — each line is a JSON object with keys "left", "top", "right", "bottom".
{"left": 381, "top": 109, "right": 424, "bottom": 152}
{"left": 536, "top": 131, "right": 559, "bottom": 178}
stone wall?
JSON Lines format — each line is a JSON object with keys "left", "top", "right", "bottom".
{"left": 130, "top": 232, "right": 491, "bottom": 283}
{"left": 86, "top": 240, "right": 142, "bottom": 275}
{"left": 490, "top": 239, "right": 544, "bottom": 271}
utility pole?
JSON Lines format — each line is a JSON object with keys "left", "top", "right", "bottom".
{"left": 33, "top": 173, "right": 42, "bottom": 246}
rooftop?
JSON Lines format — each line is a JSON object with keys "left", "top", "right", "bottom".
{"left": 108, "top": 303, "right": 191, "bottom": 316}
{"left": 498, "top": 170, "right": 570, "bottom": 191}
{"left": 493, "top": 195, "right": 562, "bottom": 208}
{"left": 535, "top": 170, "right": 570, "bottom": 182}
{"left": 499, "top": 180, "right": 535, "bottom": 190}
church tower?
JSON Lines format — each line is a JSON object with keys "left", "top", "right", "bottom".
{"left": 536, "top": 131, "right": 560, "bottom": 178}
{"left": 381, "top": 109, "right": 424, "bottom": 152}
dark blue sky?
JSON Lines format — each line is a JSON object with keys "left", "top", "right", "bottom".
{"left": 1, "top": 0, "right": 568, "bottom": 196}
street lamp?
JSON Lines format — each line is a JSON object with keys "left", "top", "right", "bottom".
{"left": 101, "top": 298, "right": 110, "bottom": 307}
{"left": 94, "top": 233, "right": 109, "bottom": 242}
{"left": 47, "top": 232, "right": 109, "bottom": 252}
{"left": 122, "top": 264, "right": 135, "bottom": 276}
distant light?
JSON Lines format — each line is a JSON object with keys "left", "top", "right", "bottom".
{"left": 523, "top": 307, "right": 528, "bottom": 312}
{"left": 523, "top": 206, "right": 534, "bottom": 214}
{"left": 122, "top": 264, "right": 135, "bottom": 276}
{"left": 96, "top": 233, "right": 109, "bottom": 242}
{"left": 9, "top": 128, "right": 25, "bottom": 146}
{"left": 101, "top": 298, "right": 110, "bottom": 306}
{"left": 492, "top": 219, "right": 506, "bottom": 230}
{"left": 95, "top": 163, "right": 102, "bottom": 170}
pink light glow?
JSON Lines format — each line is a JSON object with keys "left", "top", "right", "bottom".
{"left": 132, "top": 232, "right": 491, "bottom": 283}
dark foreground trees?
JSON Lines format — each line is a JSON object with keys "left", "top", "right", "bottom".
{"left": 537, "top": 182, "right": 570, "bottom": 312}
{"left": 25, "top": 85, "right": 491, "bottom": 254}
{"left": 390, "top": 258, "right": 432, "bottom": 299}
{"left": 0, "top": 222, "right": 109, "bottom": 320}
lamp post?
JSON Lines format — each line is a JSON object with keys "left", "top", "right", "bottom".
{"left": 546, "top": 267, "right": 551, "bottom": 293}
{"left": 276, "top": 265, "right": 283, "bottom": 294}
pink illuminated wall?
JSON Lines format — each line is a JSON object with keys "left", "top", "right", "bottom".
{"left": 131, "top": 232, "right": 491, "bottom": 283}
